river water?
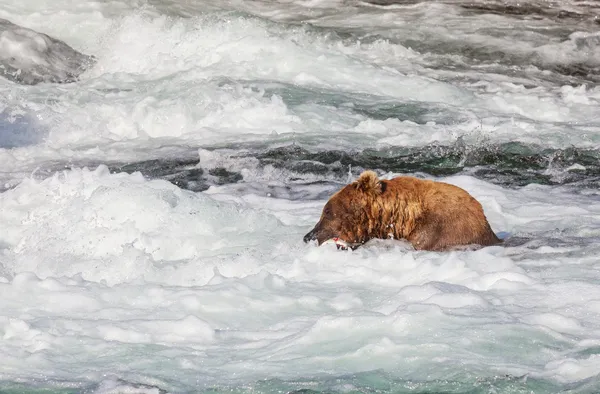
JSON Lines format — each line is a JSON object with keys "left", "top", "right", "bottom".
{"left": 1, "top": 0, "right": 600, "bottom": 392}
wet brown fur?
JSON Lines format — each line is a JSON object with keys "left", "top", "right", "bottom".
{"left": 304, "top": 170, "right": 501, "bottom": 251}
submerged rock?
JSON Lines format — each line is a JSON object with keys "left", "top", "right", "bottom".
{"left": 0, "top": 18, "right": 95, "bottom": 84}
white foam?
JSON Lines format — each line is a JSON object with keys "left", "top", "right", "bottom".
{"left": 544, "top": 355, "right": 600, "bottom": 383}
{"left": 0, "top": 3, "right": 598, "bottom": 188}
{"left": 0, "top": 166, "right": 288, "bottom": 285}
{"left": 1, "top": 165, "right": 600, "bottom": 389}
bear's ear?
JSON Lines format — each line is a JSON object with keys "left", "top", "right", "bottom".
{"left": 354, "top": 170, "right": 384, "bottom": 196}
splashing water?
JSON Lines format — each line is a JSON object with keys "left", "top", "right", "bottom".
{"left": 1, "top": 0, "right": 600, "bottom": 393}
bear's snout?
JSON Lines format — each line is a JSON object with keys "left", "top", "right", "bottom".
{"left": 303, "top": 228, "right": 317, "bottom": 243}
{"left": 304, "top": 224, "right": 338, "bottom": 246}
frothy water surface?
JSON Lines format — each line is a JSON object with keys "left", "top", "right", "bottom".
{"left": 1, "top": 0, "right": 600, "bottom": 393}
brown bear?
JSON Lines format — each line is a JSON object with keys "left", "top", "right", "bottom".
{"left": 303, "top": 170, "right": 501, "bottom": 251}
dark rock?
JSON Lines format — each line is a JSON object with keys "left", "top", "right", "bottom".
{"left": 0, "top": 18, "right": 95, "bottom": 84}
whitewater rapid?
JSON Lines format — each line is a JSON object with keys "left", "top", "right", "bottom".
{"left": 1, "top": 0, "right": 600, "bottom": 393}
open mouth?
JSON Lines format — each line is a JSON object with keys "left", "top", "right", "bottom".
{"left": 321, "top": 237, "right": 362, "bottom": 250}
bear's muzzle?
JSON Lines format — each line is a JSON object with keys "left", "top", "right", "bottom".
{"left": 303, "top": 228, "right": 317, "bottom": 243}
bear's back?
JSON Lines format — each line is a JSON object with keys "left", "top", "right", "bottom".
{"left": 384, "top": 176, "right": 500, "bottom": 250}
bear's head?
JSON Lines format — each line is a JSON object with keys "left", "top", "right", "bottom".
{"left": 303, "top": 170, "right": 385, "bottom": 248}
